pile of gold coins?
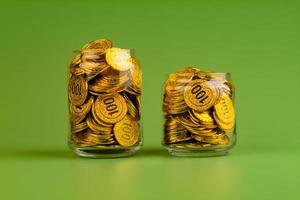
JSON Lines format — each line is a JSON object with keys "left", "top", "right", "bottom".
{"left": 163, "top": 67, "right": 235, "bottom": 148}
{"left": 68, "top": 39, "right": 141, "bottom": 148}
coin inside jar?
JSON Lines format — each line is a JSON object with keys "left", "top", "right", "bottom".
{"left": 93, "top": 93, "right": 127, "bottom": 124}
{"left": 105, "top": 48, "right": 134, "bottom": 71}
{"left": 113, "top": 115, "right": 139, "bottom": 147}
{"left": 184, "top": 79, "right": 218, "bottom": 112}
{"left": 214, "top": 95, "right": 235, "bottom": 124}
{"left": 68, "top": 75, "right": 88, "bottom": 106}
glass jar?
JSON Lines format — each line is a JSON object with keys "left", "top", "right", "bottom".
{"left": 68, "top": 39, "right": 142, "bottom": 158}
{"left": 162, "top": 67, "right": 236, "bottom": 157}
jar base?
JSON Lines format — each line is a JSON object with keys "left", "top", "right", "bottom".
{"left": 165, "top": 146, "right": 229, "bottom": 157}
{"left": 69, "top": 143, "right": 141, "bottom": 158}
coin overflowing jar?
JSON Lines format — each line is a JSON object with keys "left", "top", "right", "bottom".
{"left": 162, "top": 67, "right": 236, "bottom": 156}
{"left": 68, "top": 39, "right": 142, "bottom": 158}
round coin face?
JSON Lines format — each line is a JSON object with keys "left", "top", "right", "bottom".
{"left": 184, "top": 79, "right": 218, "bottom": 112}
{"left": 105, "top": 48, "right": 133, "bottom": 71}
{"left": 214, "top": 95, "right": 235, "bottom": 124}
{"left": 94, "top": 94, "right": 127, "bottom": 124}
{"left": 192, "top": 110, "right": 214, "bottom": 123}
{"left": 81, "top": 39, "right": 112, "bottom": 54}
{"left": 114, "top": 115, "right": 139, "bottom": 147}
{"left": 68, "top": 75, "right": 88, "bottom": 106}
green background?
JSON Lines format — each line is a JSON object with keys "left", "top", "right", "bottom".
{"left": 0, "top": 0, "right": 299, "bottom": 199}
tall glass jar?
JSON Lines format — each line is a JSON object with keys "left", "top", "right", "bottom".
{"left": 162, "top": 67, "right": 236, "bottom": 157}
{"left": 68, "top": 39, "right": 142, "bottom": 158}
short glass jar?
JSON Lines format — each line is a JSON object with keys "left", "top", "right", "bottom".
{"left": 162, "top": 67, "right": 236, "bottom": 157}
{"left": 68, "top": 39, "right": 142, "bottom": 158}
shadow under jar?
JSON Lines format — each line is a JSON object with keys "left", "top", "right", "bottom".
{"left": 162, "top": 67, "right": 236, "bottom": 157}
{"left": 68, "top": 39, "right": 142, "bottom": 158}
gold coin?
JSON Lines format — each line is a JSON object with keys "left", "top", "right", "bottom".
{"left": 79, "top": 61, "right": 110, "bottom": 81}
{"left": 202, "top": 133, "right": 228, "bottom": 145}
{"left": 81, "top": 39, "right": 112, "bottom": 55}
{"left": 214, "top": 95, "right": 235, "bottom": 124}
{"left": 70, "top": 96, "right": 94, "bottom": 124}
{"left": 192, "top": 110, "right": 214, "bottom": 123}
{"left": 126, "top": 58, "right": 142, "bottom": 95}
{"left": 192, "top": 134, "right": 203, "bottom": 142}
{"left": 69, "top": 53, "right": 85, "bottom": 75}
{"left": 85, "top": 130, "right": 115, "bottom": 146}
{"left": 68, "top": 75, "right": 88, "bottom": 106}
{"left": 105, "top": 48, "right": 133, "bottom": 71}
{"left": 184, "top": 79, "right": 218, "bottom": 112}
{"left": 218, "top": 135, "right": 229, "bottom": 145}
{"left": 71, "top": 130, "right": 89, "bottom": 144}
{"left": 86, "top": 115, "right": 113, "bottom": 135}
{"left": 123, "top": 94, "right": 140, "bottom": 120}
{"left": 91, "top": 103, "right": 114, "bottom": 127}
{"left": 213, "top": 112, "right": 234, "bottom": 132}
{"left": 182, "top": 142, "right": 212, "bottom": 148}
{"left": 114, "top": 115, "right": 139, "bottom": 147}
{"left": 89, "top": 67, "right": 129, "bottom": 93}
{"left": 71, "top": 121, "right": 88, "bottom": 133}
{"left": 94, "top": 93, "right": 127, "bottom": 124}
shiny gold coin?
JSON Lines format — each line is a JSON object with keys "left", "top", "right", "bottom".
{"left": 182, "top": 142, "right": 212, "bottom": 148}
{"left": 71, "top": 121, "right": 88, "bottom": 134}
{"left": 70, "top": 96, "right": 94, "bottom": 124}
{"left": 89, "top": 67, "right": 130, "bottom": 93}
{"left": 164, "top": 68, "right": 195, "bottom": 95}
{"left": 105, "top": 48, "right": 133, "bottom": 71}
{"left": 68, "top": 75, "right": 88, "bottom": 106}
{"left": 213, "top": 112, "right": 234, "bottom": 132}
{"left": 192, "top": 110, "right": 214, "bottom": 123}
{"left": 123, "top": 94, "right": 140, "bottom": 120}
{"left": 81, "top": 39, "right": 112, "bottom": 55}
{"left": 86, "top": 115, "right": 113, "bottom": 135}
{"left": 91, "top": 103, "right": 115, "bottom": 127}
{"left": 164, "top": 133, "right": 192, "bottom": 144}
{"left": 69, "top": 53, "right": 85, "bottom": 75}
{"left": 94, "top": 93, "right": 127, "bottom": 124}
{"left": 192, "top": 134, "right": 203, "bottom": 142}
{"left": 164, "top": 116, "right": 190, "bottom": 144}
{"left": 126, "top": 58, "right": 142, "bottom": 95}
{"left": 218, "top": 135, "right": 229, "bottom": 145}
{"left": 79, "top": 61, "right": 110, "bottom": 81}
{"left": 69, "top": 53, "right": 81, "bottom": 67}
{"left": 71, "top": 130, "right": 88, "bottom": 144}
{"left": 202, "top": 133, "right": 229, "bottom": 145}
{"left": 184, "top": 79, "right": 219, "bottom": 112}
{"left": 214, "top": 95, "right": 235, "bottom": 124}
{"left": 114, "top": 115, "right": 139, "bottom": 147}
{"left": 85, "top": 130, "right": 115, "bottom": 146}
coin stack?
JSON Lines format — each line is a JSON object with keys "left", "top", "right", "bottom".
{"left": 68, "top": 39, "right": 141, "bottom": 148}
{"left": 163, "top": 67, "right": 235, "bottom": 148}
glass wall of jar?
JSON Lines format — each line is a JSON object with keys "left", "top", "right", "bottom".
{"left": 162, "top": 67, "right": 236, "bottom": 157}
{"left": 68, "top": 39, "right": 142, "bottom": 158}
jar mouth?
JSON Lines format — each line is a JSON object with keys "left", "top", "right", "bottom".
{"left": 72, "top": 49, "right": 136, "bottom": 56}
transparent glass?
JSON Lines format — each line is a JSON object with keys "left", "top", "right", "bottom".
{"left": 67, "top": 40, "right": 142, "bottom": 158}
{"left": 162, "top": 68, "right": 236, "bottom": 157}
